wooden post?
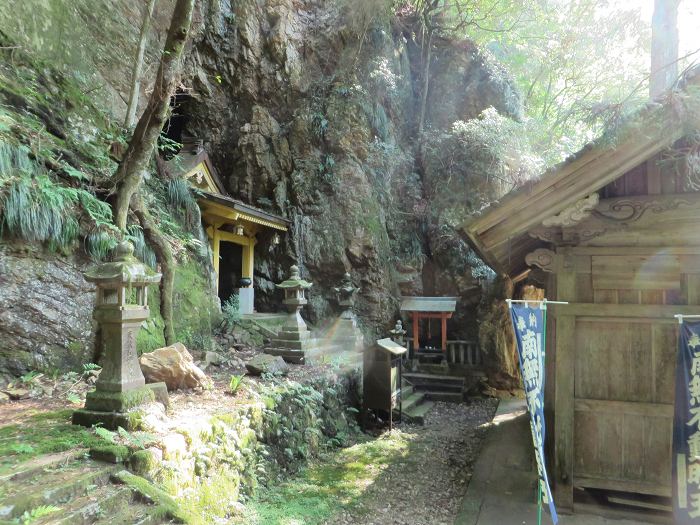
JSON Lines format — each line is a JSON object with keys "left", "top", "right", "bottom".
{"left": 241, "top": 240, "right": 254, "bottom": 286}
{"left": 554, "top": 250, "right": 576, "bottom": 511}
{"left": 212, "top": 226, "right": 220, "bottom": 277}
{"left": 441, "top": 313, "right": 447, "bottom": 352}
{"left": 554, "top": 314, "right": 575, "bottom": 511}
{"left": 412, "top": 312, "right": 420, "bottom": 351}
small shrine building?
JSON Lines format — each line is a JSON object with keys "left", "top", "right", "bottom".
{"left": 160, "top": 143, "right": 288, "bottom": 313}
{"left": 464, "top": 78, "right": 700, "bottom": 515}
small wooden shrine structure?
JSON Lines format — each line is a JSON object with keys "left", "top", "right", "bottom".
{"left": 464, "top": 79, "right": 700, "bottom": 514}
{"left": 159, "top": 142, "right": 288, "bottom": 313}
{"left": 400, "top": 296, "right": 457, "bottom": 353}
{"left": 363, "top": 337, "right": 408, "bottom": 429}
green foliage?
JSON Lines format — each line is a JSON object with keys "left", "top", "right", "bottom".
{"left": 459, "top": 0, "right": 651, "bottom": 162}
{"left": 65, "top": 392, "right": 82, "bottom": 405}
{"left": 18, "top": 371, "right": 40, "bottom": 385}
{"left": 157, "top": 135, "right": 183, "bottom": 157}
{"left": 0, "top": 141, "right": 119, "bottom": 258}
{"left": 94, "top": 426, "right": 117, "bottom": 444}
{"left": 240, "top": 433, "right": 408, "bottom": 524}
{"left": 126, "top": 223, "right": 157, "bottom": 267}
{"left": 18, "top": 504, "right": 60, "bottom": 524}
{"left": 222, "top": 295, "right": 241, "bottom": 328}
{"left": 117, "top": 427, "right": 158, "bottom": 450}
{"left": 310, "top": 112, "right": 329, "bottom": 139}
{"left": 229, "top": 374, "right": 246, "bottom": 395}
{"left": 166, "top": 178, "right": 201, "bottom": 230}
{"left": 0, "top": 173, "right": 79, "bottom": 251}
{"left": 113, "top": 470, "right": 196, "bottom": 524}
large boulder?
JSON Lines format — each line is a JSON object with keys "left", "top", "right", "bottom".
{"left": 245, "top": 354, "right": 289, "bottom": 376}
{"left": 139, "top": 343, "right": 208, "bottom": 391}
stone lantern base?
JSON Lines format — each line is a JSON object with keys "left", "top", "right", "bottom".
{"left": 72, "top": 382, "right": 169, "bottom": 430}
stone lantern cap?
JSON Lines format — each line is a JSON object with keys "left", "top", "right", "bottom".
{"left": 85, "top": 241, "right": 161, "bottom": 286}
{"left": 275, "top": 265, "right": 312, "bottom": 291}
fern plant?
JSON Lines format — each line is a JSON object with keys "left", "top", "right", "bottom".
{"left": 166, "top": 178, "right": 200, "bottom": 230}
{"left": 20, "top": 505, "right": 60, "bottom": 524}
{"left": 126, "top": 224, "right": 157, "bottom": 268}
{"left": 229, "top": 374, "right": 245, "bottom": 395}
{"left": 117, "top": 427, "right": 157, "bottom": 450}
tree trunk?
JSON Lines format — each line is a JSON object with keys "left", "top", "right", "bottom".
{"left": 417, "top": 29, "right": 433, "bottom": 136}
{"left": 131, "top": 193, "right": 176, "bottom": 345}
{"left": 113, "top": 0, "right": 195, "bottom": 231}
{"left": 650, "top": 0, "right": 680, "bottom": 99}
{"left": 124, "top": 0, "right": 158, "bottom": 129}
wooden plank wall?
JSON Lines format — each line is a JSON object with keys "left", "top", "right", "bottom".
{"left": 551, "top": 245, "right": 700, "bottom": 508}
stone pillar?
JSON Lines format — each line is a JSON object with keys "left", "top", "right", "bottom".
{"left": 73, "top": 241, "right": 168, "bottom": 430}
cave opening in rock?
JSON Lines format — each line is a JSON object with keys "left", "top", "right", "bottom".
{"left": 218, "top": 241, "right": 243, "bottom": 305}
{"left": 159, "top": 87, "right": 193, "bottom": 159}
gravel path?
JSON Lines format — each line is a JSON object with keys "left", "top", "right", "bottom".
{"left": 331, "top": 399, "right": 498, "bottom": 525}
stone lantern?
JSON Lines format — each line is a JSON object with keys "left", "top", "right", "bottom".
{"left": 330, "top": 272, "right": 364, "bottom": 361}
{"left": 268, "top": 265, "right": 316, "bottom": 363}
{"left": 334, "top": 272, "right": 358, "bottom": 315}
{"left": 73, "top": 241, "right": 168, "bottom": 430}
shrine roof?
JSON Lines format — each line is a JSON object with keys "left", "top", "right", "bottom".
{"left": 462, "top": 70, "right": 700, "bottom": 279}
{"left": 197, "top": 191, "right": 289, "bottom": 231}
{"left": 400, "top": 296, "right": 457, "bottom": 313}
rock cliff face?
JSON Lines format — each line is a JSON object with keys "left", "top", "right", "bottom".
{"left": 0, "top": 0, "right": 521, "bottom": 377}
{"left": 0, "top": 246, "right": 95, "bottom": 379}
{"left": 183, "top": 0, "right": 521, "bottom": 336}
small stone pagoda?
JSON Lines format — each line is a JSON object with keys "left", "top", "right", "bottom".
{"left": 267, "top": 265, "right": 316, "bottom": 363}
{"left": 73, "top": 241, "right": 168, "bottom": 430}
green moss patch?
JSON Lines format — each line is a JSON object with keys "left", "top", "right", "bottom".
{"left": 0, "top": 409, "right": 103, "bottom": 472}
{"left": 89, "top": 444, "right": 131, "bottom": 463}
{"left": 113, "top": 470, "right": 196, "bottom": 524}
{"left": 239, "top": 432, "right": 410, "bottom": 524}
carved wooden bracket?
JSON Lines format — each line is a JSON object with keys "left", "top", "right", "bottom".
{"left": 525, "top": 248, "right": 556, "bottom": 272}
{"left": 542, "top": 193, "right": 599, "bottom": 227}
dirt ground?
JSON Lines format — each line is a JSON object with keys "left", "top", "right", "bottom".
{"left": 332, "top": 400, "right": 498, "bottom": 525}
{"left": 242, "top": 398, "right": 498, "bottom": 525}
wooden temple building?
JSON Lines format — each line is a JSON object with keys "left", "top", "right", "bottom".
{"left": 465, "top": 83, "right": 700, "bottom": 514}
{"left": 160, "top": 143, "right": 288, "bottom": 313}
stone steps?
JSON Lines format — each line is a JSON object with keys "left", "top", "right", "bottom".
{"left": 423, "top": 390, "right": 464, "bottom": 403}
{"left": 393, "top": 380, "right": 435, "bottom": 425}
{"left": 0, "top": 460, "right": 116, "bottom": 520}
{"left": 0, "top": 457, "right": 162, "bottom": 525}
{"left": 402, "top": 400, "right": 435, "bottom": 425}
{"left": 403, "top": 372, "right": 466, "bottom": 403}
{"left": 401, "top": 391, "right": 424, "bottom": 412}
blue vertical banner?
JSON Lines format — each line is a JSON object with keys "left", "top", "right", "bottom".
{"left": 510, "top": 304, "right": 558, "bottom": 524}
{"left": 673, "top": 321, "right": 700, "bottom": 523}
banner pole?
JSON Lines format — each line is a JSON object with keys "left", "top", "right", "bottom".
{"left": 538, "top": 300, "right": 548, "bottom": 525}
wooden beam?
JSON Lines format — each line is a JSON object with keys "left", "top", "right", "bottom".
{"left": 550, "top": 303, "right": 700, "bottom": 319}
{"left": 554, "top": 314, "right": 575, "bottom": 511}
{"left": 217, "top": 230, "right": 253, "bottom": 246}
{"left": 441, "top": 315, "right": 447, "bottom": 352}
{"left": 571, "top": 246, "right": 700, "bottom": 256}
{"left": 412, "top": 312, "right": 419, "bottom": 351}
